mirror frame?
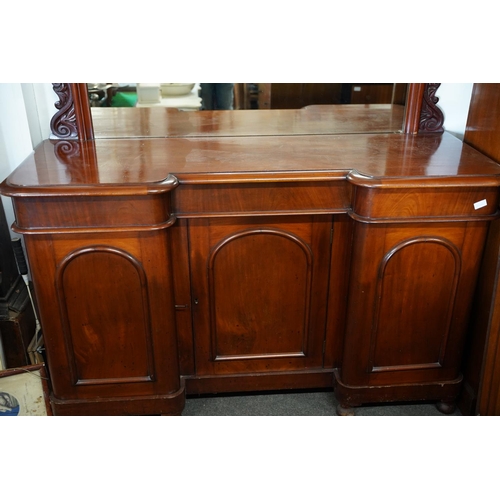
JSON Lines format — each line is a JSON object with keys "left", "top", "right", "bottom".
{"left": 49, "top": 83, "right": 444, "bottom": 141}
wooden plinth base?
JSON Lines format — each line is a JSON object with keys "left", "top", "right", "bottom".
{"left": 333, "top": 369, "right": 463, "bottom": 414}
{"left": 50, "top": 383, "right": 185, "bottom": 416}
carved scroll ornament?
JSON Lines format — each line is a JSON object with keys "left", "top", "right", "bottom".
{"left": 50, "top": 83, "right": 79, "bottom": 139}
{"left": 419, "top": 83, "right": 445, "bottom": 133}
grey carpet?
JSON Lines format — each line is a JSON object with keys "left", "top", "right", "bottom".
{"left": 183, "top": 389, "right": 462, "bottom": 416}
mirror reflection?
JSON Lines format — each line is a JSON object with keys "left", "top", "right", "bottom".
{"left": 87, "top": 83, "right": 408, "bottom": 138}
{"left": 88, "top": 83, "right": 407, "bottom": 109}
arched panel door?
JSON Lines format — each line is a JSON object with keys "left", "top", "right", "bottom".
{"left": 56, "top": 246, "right": 156, "bottom": 387}
{"left": 342, "top": 221, "right": 490, "bottom": 389}
{"left": 370, "top": 237, "right": 460, "bottom": 373}
{"left": 189, "top": 216, "right": 333, "bottom": 376}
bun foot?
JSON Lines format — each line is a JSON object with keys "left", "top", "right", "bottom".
{"left": 336, "top": 404, "right": 356, "bottom": 416}
{"left": 436, "top": 401, "right": 456, "bottom": 415}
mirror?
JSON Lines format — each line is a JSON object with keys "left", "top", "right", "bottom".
{"left": 49, "top": 83, "right": 444, "bottom": 141}
{"left": 86, "top": 83, "right": 410, "bottom": 138}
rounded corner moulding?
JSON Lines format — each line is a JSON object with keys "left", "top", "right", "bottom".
{"left": 346, "top": 170, "right": 378, "bottom": 187}
{"left": 147, "top": 174, "right": 179, "bottom": 192}
{"left": 347, "top": 173, "right": 500, "bottom": 189}
{"left": 0, "top": 177, "right": 180, "bottom": 199}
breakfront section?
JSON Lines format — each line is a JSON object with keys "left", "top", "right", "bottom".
{"left": 171, "top": 175, "right": 353, "bottom": 394}
{"left": 9, "top": 181, "right": 185, "bottom": 416}
{"left": 334, "top": 174, "right": 500, "bottom": 414}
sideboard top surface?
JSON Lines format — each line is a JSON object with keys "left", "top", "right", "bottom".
{"left": 2, "top": 132, "right": 500, "bottom": 197}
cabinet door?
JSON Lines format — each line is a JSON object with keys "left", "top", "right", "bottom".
{"left": 341, "top": 221, "right": 489, "bottom": 388}
{"left": 189, "top": 215, "right": 332, "bottom": 375}
{"left": 24, "top": 231, "right": 181, "bottom": 401}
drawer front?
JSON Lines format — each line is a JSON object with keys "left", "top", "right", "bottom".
{"left": 13, "top": 194, "right": 173, "bottom": 232}
{"left": 173, "top": 181, "right": 351, "bottom": 217}
{"left": 352, "top": 186, "right": 499, "bottom": 221}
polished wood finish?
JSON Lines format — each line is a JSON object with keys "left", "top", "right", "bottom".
{"left": 459, "top": 83, "right": 500, "bottom": 415}
{"left": 460, "top": 218, "right": 500, "bottom": 415}
{"left": 51, "top": 84, "right": 94, "bottom": 141}
{"left": 3, "top": 82, "right": 495, "bottom": 414}
{"left": 22, "top": 229, "right": 184, "bottom": 415}
{"left": 338, "top": 220, "right": 488, "bottom": 410}
{"left": 419, "top": 83, "right": 445, "bottom": 133}
{"left": 403, "top": 83, "right": 425, "bottom": 134}
{"left": 464, "top": 83, "right": 500, "bottom": 160}
{"left": 50, "top": 83, "right": 439, "bottom": 140}
{"left": 188, "top": 215, "right": 332, "bottom": 375}
{"left": 402, "top": 83, "right": 444, "bottom": 134}
{"left": 7, "top": 133, "right": 500, "bottom": 193}
{"left": 2, "top": 125, "right": 500, "bottom": 414}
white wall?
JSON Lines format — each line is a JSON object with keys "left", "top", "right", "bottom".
{"left": 0, "top": 83, "right": 55, "bottom": 369}
{"left": 0, "top": 84, "right": 34, "bottom": 230}
{"left": 436, "top": 83, "right": 474, "bottom": 140}
{"left": 0, "top": 83, "right": 55, "bottom": 229}
{"left": 21, "top": 84, "right": 58, "bottom": 148}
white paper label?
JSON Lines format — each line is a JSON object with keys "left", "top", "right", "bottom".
{"left": 474, "top": 199, "right": 488, "bottom": 210}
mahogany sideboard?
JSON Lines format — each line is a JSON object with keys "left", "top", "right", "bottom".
{"left": 2, "top": 126, "right": 500, "bottom": 415}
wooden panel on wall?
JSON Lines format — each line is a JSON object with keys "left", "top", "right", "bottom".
{"left": 460, "top": 83, "right": 500, "bottom": 415}
{"left": 464, "top": 83, "right": 500, "bottom": 161}
{"left": 461, "top": 218, "right": 500, "bottom": 415}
